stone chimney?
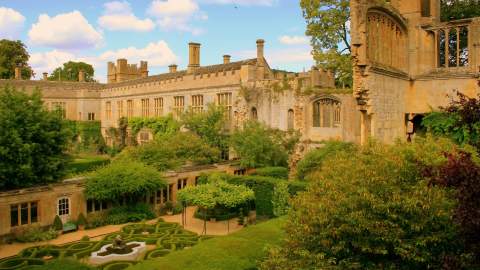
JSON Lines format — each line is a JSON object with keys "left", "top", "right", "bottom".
{"left": 223, "top": 55, "right": 231, "bottom": 64}
{"left": 256, "top": 39, "right": 265, "bottom": 65}
{"left": 43, "top": 72, "right": 48, "bottom": 81}
{"left": 188, "top": 42, "right": 201, "bottom": 73}
{"left": 79, "top": 70, "right": 85, "bottom": 82}
{"left": 169, "top": 64, "right": 178, "bottom": 73}
{"left": 140, "top": 61, "right": 148, "bottom": 78}
{"left": 14, "top": 67, "right": 21, "bottom": 80}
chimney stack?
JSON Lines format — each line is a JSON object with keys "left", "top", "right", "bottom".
{"left": 43, "top": 72, "right": 48, "bottom": 81}
{"left": 223, "top": 55, "right": 231, "bottom": 64}
{"left": 256, "top": 39, "right": 265, "bottom": 65}
{"left": 79, "top": 70, "right": 85, "bottom": 82}
{"left": 188, "top": 42, "right": 201, "bottom": 73}
{"left": 14, "top": 67, "right": 21, "bottom": 80}
{"left": 169, "top": 64, "right": 178, "bottom": 73}
{"left": 140, "top": 61, "right": 148, "bottom": 78}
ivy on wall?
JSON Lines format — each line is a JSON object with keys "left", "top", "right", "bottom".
{"left": 128, "top": 116, "right": 180, "bottom": 138}
{"left": 65, "top": 120, "right": 105, "bottom": 153}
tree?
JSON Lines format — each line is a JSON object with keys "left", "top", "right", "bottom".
{"left": 0, "top": 39, "right": 33, "bottom": 79}
{"left": 260, "top": 140, "right": 462, "bottom": 269}
{"left": 0, "top": 86, "right": 70, "bottom": 190}
{"left": 441, "top": 0, "right": 480, "bottom": 21}
{"left": 84, "top": 160, "right": 166, "bottom": 203}
{"left": 48, "top": 61, "right": 95, "bottom": 82}
{"left": 300, "top": 0, "right": 351, "bottom": 87}
{"left": 230, "top": 121, "right": 299, "bottom": 168}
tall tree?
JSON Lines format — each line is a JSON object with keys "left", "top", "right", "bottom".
{"left": 48, "top": 61, "right": 95, "bottom": 82}
{"left": 441, "top": 0, "right": 480, "bottom": 21}
{"left": 300, "top": 0, "right": 351, "bottom": 87}
{"left": 0, "top": 86, "right": 70, "bottom": 190}
{"left": 0, "top": 39, "right": 33, "bottom": 80}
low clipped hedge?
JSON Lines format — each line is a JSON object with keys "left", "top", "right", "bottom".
{"left": 252, "top": 167, "right": 289, "bottom": 179}
{"left": 287, "top": 181, "right": 308, "bottom": 196}
{"left": 101, "top": 261, "right": 137, "bottom": 270}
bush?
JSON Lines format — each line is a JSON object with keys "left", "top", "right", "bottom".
{"left": 286, "top": 181, "right": 308, "bottom": 196}
{"left": 296, "top": 140, "right": 357, "bottom": 180}
{"left": 28, "top": 259, "right": 95, "bottom": 270}
{"left": 76, "top": 213, "right": 87, "bottom": 226}
{"left": 193, "top": 206, "right": 239, "bottom": 221}
{"left": 272, "top": 182, "right": 290, "bottom": 217}
{"left": 106, "top": 203, "right": 155, "bottom": 225}
{"left": 172, "top": 203, "right": 184, "bottom": 215}
{"left": 252, "top": 167, "right": 289, "bottom": 179}
{"left": 52, "top": 215, "right": 63, "bottom": 231}
{"left": 14, "top": 226, "right": 58, "bottom": 243}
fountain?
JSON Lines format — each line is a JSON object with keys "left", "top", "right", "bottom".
{"left": 89, "top": 235, "right": 147, "bottom": 265}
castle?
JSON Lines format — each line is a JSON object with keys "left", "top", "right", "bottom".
{"left": 0, "top": 0, "right": 479, "bottom": 238}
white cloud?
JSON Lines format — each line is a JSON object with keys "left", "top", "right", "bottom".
{"left": 147, "top": 0, "right": 205, "bottom": 34}
{"left": 28, "top": 11, "right": 103, "bottom": 49}
{"left": 0, "top": 7, "right": 25, "bottom": 39}
{"left": 99, "top": 1, "right": 155, "bottom": 32}
{"left": 29, "top": 40, "right": 178, "bottom": 82}
{"left": 234, "top": 47, "right": 313, "bottom": 66}
{"left": 199, "top": 0, "right": 277, "bottom": 6}
{"left": 279, "top": 35, "right": 309, "bottom": 45}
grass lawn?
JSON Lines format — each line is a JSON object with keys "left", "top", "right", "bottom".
{"left": 65, "top": 155, "right": 110, "bottom": 177}
{"left": 130, "top": 217, "right": 286, "bottom": 270}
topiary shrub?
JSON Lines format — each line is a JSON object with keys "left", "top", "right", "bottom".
{"left": 287, "top": 181, "right": 308, "bottom": 196}
{"left": 52, "top": 216, "right": 63, "bottom": 231}
{"left": 76, "top": 213, "right": 87, "bottom": 227}
{"left": 252, "top": 167, "right": 289, "bottom": 179}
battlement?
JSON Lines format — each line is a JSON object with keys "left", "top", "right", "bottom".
{"left": 107, "top": 59, "right": 149, "bottom": 83}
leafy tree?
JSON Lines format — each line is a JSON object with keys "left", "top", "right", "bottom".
{"left": 230, "top": 121, "right": 299, "bottom": 168}
{"left": 272, "top": 181, "right": 290, "bottom": 217}
{"left": 0, "top": 86, "right": 70, "bottom": 190}
{"left": 84, "top": 160, "right": 166, "bottom": 203}
{"left": 300, "top": 0, "right": 351, "bottom": 87}
{"left": 0, "top": 39, "right": 33, "bottom": 79}
{"left": 422, "top": 92, "right": 480, "bottom": 150}
{"left": 441, "top": 0, "right": 480, "bottom": 21}
{"left": 48, "top": 61, "right": 95, "bottom": 82}
{"left": 260, "top": 140, "right": 461, "bottom": 269}
{"left": 181, "top": 103, "right": 228, "bottom": 151}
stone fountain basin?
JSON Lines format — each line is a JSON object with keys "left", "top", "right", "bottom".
{"left": 89, "top": 241, "right": 147, "bottom": 265}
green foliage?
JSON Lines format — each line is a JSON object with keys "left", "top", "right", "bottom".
{"left": 252, "top": 167, "right": 289, "bottom": 179}
{"left": 106, "top": 203, "right": 155, "bottom": 224}
{"left": 300, "top": 0, "right": 352, "bottom": 87}
{"left": 296, "top": 140, "right": 357, "bottom": 180}
{"left": 193, "top": 206, "right": 239, "bottom": 221}
{"left": 230, "top": 121, "right": 299, "bottom": 168}
{"left": 181, "top": 103, "right": 228, "bottom": 151}
{"left": 286, "top": 181, "right": 308, "bottom": 196}
{"left": 65, "top": 155, "right": 110, "bottom": 176}
{"left": 76, "top": 213, "right": 87, "bottom": 226}
{"left": 52, "top": 216, "right": 63, "bottom": 231}
{"left": 117, "top": 132, "right": 221, "bottom": 171}
{"left": 29, "top": 259, "right": 95, "bottom": 270}
{"left": 48, "top": 61, "right": 95, "bottom": 82}
{"left": 272, "top": 181, "right": 290, "bottom": 217}
{"left": 130, "top": 218, "right": 286, "bottom": 270}
{"left": 441, "top": 0, "right": 480, "bottom": 21}
{"left": 105, "top": 117, "right": 129, "bottom": 154}
{"left": 128, "top": 116, "right": 180, "bottom": 139}
{"left": 0, "top": 86, "right": 70, "bottom": 190}
{"left": 0, "top": 39, "right": 33, "bottom": 79}
{"left": 65, "top": 120, "right": 106, "bottom": 154}
{"left": 14, "top": 226, "right": 58, "bottom": 243}
{"left": 260, "top": 140, "right": 461, "bottom": 269}
{"left": 84, "top": 160, "right": 166, "bottom": 202}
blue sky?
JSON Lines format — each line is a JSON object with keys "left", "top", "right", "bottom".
{"left": 0, "top": 0, "right": 314, "bottom": 82}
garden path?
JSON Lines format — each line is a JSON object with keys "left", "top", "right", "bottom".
{"left": 0, "top": 206, "right": 242, "bottom": 259}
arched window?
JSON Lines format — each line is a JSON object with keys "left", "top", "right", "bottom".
{"left": 251, "top": 107, "right": 258, "bottom": 120}
{"left": 313, "top": 98, "right": 341, "bottom": 128}
{"left": 287, "top": 109, "right": 294, "bottom": 130}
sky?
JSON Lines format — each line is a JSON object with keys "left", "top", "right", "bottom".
{"left": 0, "top": 0, "right": 314, "bottom": 82}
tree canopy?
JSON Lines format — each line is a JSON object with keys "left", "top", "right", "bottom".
{"left": 441, "top": 0, "right": 480, "bottom": 21}
{"left": 0, "top": 86, "right": 70, "bottom": 190}
{"left": 0, "top": 39, "right": 33, "bottom": 80}
{"left": 300, "top": 0, "right": 351, "bottom": 87}
{"left": 84, "top": 160, "right": 166, "bottom": 202}
{"left": 48, "top": 61, "right": 95, "bottom": 82}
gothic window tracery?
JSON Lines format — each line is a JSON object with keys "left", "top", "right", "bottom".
{"left": 313, "top": 98, "right": 341, "bottom": 128}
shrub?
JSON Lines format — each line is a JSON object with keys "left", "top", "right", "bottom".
{"left": 272, "top": 181, "right": 290, "bottom": 217}
{"left": 76, "top": 213, "right": 87, "bottom": 226}
{"left": 14, "top": 226, "right": 58, "bottom": 243}
{"left": 296, "top": 140, "right": 357, "bottom": 180}
{"left": 52, "top": 216, "right": 63, "bottom": 231}
{"left": 252, "top": 167, "right": 289, "bottom": 179}
{"left": 172, "top": 203, "right": 184, "bottom": 215}
{"left": 106, "top": 203, "right": 155, "bottom": 224}
{"left": 80, "top": 235, "right": 90, "bottom": 241}
{"left": 286, "top": 181, "right": 307, "bottom": 196}
{"left": 28, "top": 259, "right": 95, "bottom": 270}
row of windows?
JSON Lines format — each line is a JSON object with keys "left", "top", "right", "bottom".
{"left": 105, "top": 93, "right": 232, "bottom": 120}
{"left": 10, "top": 202, "right": 38, "bottom": 227}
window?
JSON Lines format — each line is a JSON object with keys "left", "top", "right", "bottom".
{"left": 287, "top": 109, "right": 294, "bottom": 130}
{"left": 87, "top": 112, "right": 95, "bottom": 121}
{"left": 217, "top": 93, "right": 232, "bottom": 120}
{"left": 251, "top": 107, "right": 258, "bottom": 120}
{"left": 421, "top": 0, "right": 430, "bottom": 17}
{"left": 191, "top": 95, "right": 204, "bottom": 114}
{"left": 105, "top": 101, "right": 112, "bottom": 120}
{"left": 173, "top": 96, "right": 185, "bottom": 118}
{"left": 154, "top": 97, "right": 163, "bottom": 116}
{"left": 10, "top": 202, "right": 38, "bottom": 227}
{"left": 139, "top": 132, "right": 150, "bottom": 144}
{"left": 234, "top": 169, "right": 246, "bottom": 175}
{"left": 168, "top": 184, "right": 174, "bottom": 201}
{"left": 52, "top": 102, "right": 66, "bottom": 119}
{"left": 437, "top": 26, "right": 469, "bottom": 68}
{"left": 177, "top": 178, "right": 188, "bottom": 190}
{"left": 156, "top": 188, "right": 168, "bottom": 204}
{"left": 86, "top": 199, "right": 108, "bottom": 213}
{"left": 117, "top": 100, "right": 124, "bottom": 119}
{"left": 313, "top": 98, "right": 341, "bottom": 128}
{"left": 58, "top": 197, "right": 70, "bottom": 216}
{"left": 141, "top": 99, "right": 150, "bottom": 117}
{"left": 127, "top": 100, "right": 134, "bottom": 118}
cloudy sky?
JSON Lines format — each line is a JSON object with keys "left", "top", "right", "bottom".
{"left": 0, "top": 0, "right": 313, "bottom": 82}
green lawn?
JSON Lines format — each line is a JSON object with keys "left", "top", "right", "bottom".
{"left": 130, "top": 217, "right": 286, "bottom": 270}
{"left": 65, "top": 155, "right": 110, "bottom": 177}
